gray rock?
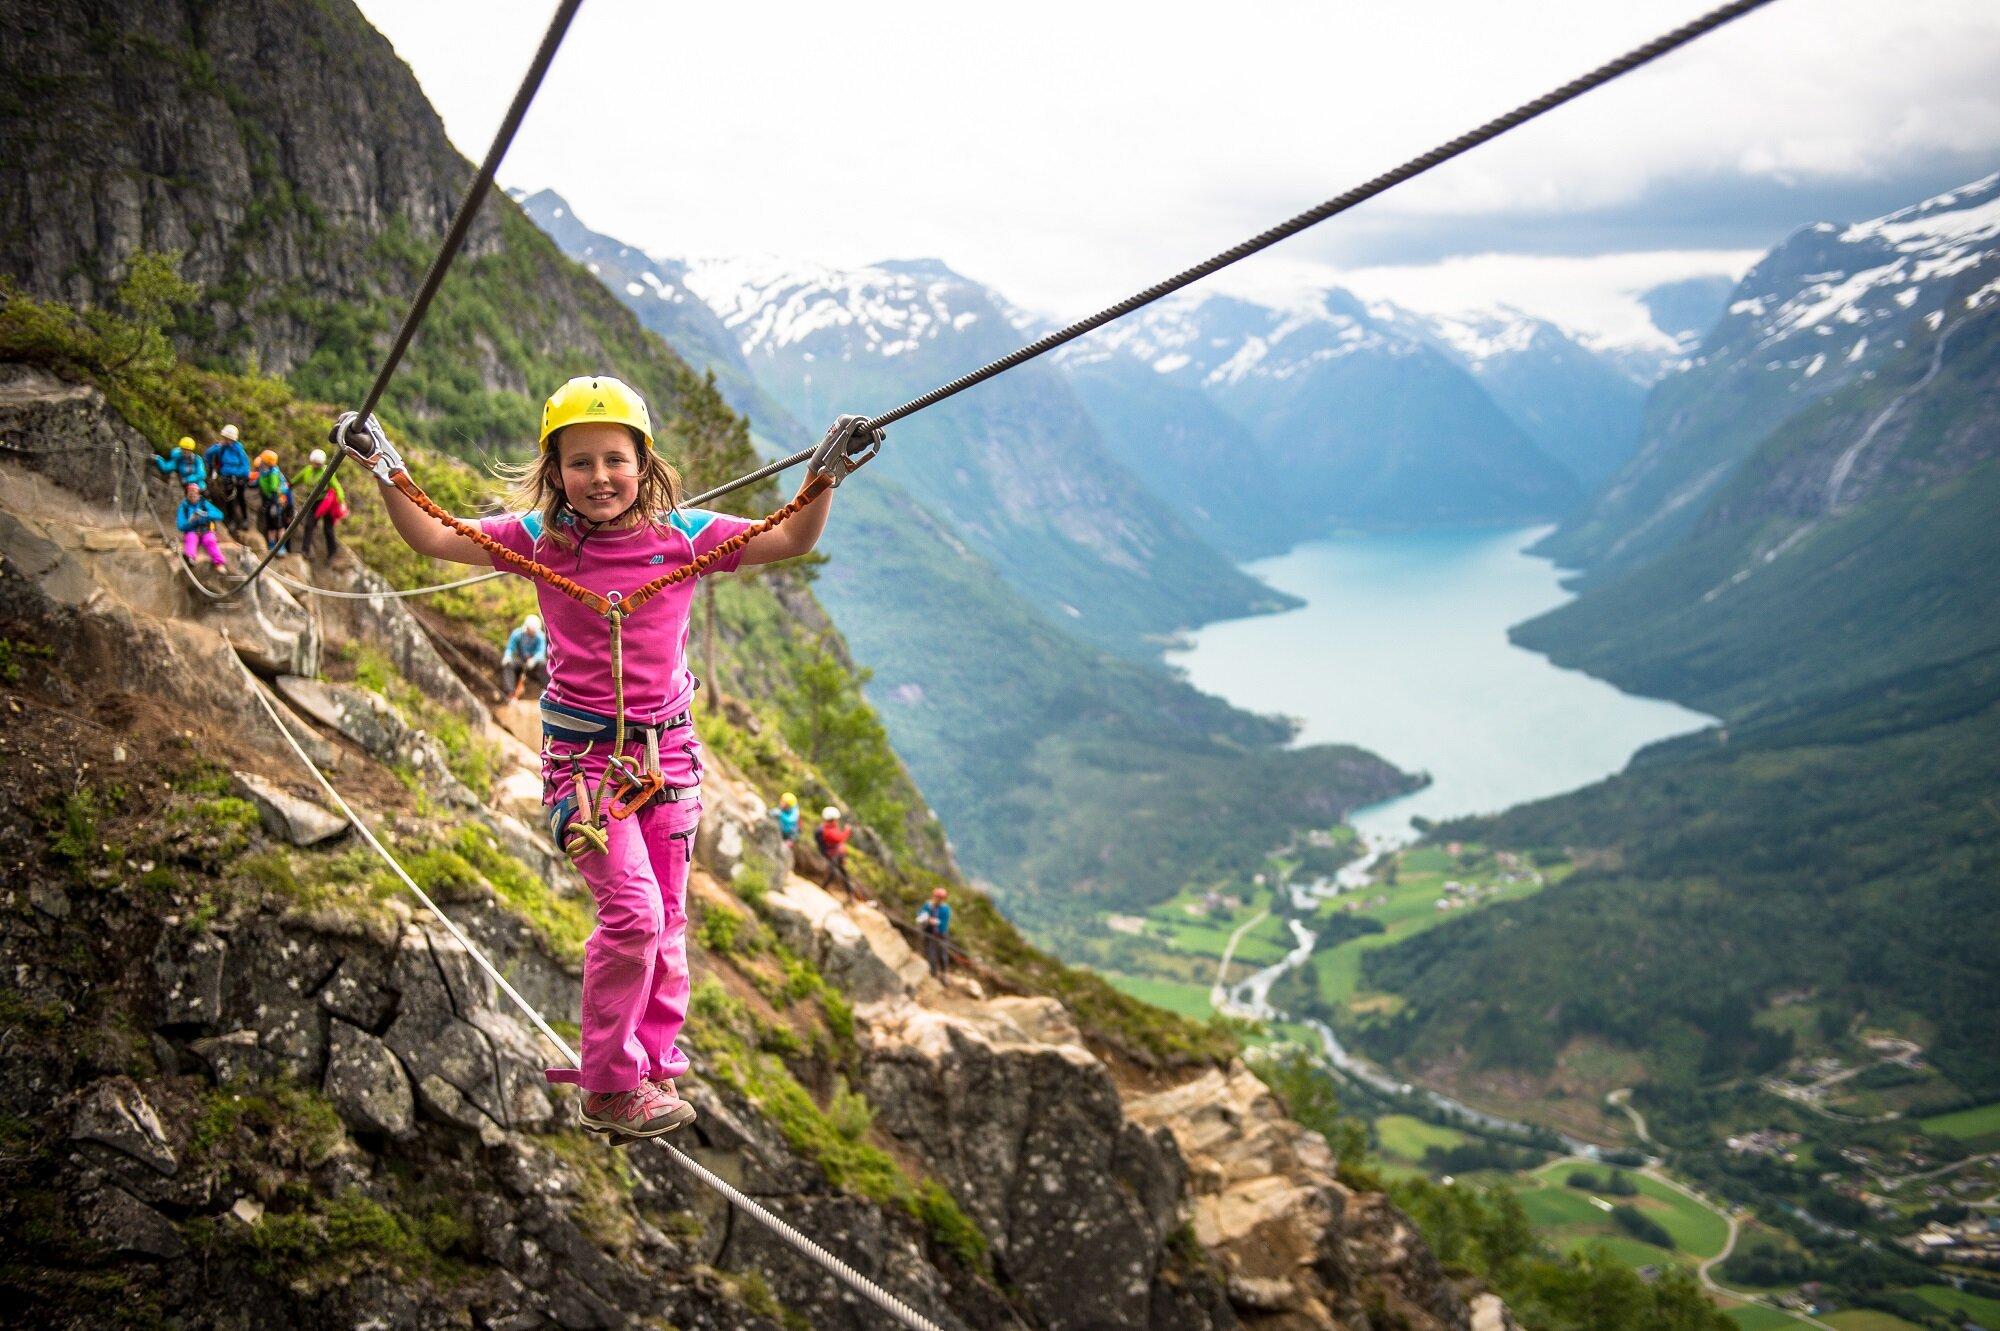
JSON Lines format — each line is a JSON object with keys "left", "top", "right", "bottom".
{"left": 152, "top": 928, "right": 226, "bottom": 1028}
{"left": 317, "top": 950, "right": 398, "bottom": 1031}
{"left": 70, "top": 1077, "right": 177, "bottom": 1176}
{"left": 188, "top": 1029, "right": 281, "bottom": 1087}
{"left": 81, "top": 1185, "right": 185, "bottom": 1259}
{"left": 273, "top": 674, "right": 458, "bottom": 789}
{"left": 232, "top": 769, "right": 347, "bottom": 846}
{"left": 324, "top": 1018, "right": 416, "bottom": 1137}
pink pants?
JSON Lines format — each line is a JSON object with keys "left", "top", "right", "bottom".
{"left": 541, "top": 735, "right": 701, "bottom": 1093}
{"left": 182, "top": 530, "right": 226, "bottom": 565}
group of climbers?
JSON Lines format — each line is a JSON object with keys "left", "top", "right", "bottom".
{"left": 768, "top": 793, "right": 951, "bottom": 980}
{"left": 153, "top": 423, "right": 347, "bottom": 565}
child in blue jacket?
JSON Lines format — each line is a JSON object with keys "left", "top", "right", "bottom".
{"left": 176, "top": 483, "right": 229, "bottom": 570}
{"left": 154, "top": 436, "right": 207, "bottom": 489}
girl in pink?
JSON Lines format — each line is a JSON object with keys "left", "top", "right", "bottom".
{"left": 176, "top": 482, "right": 230, "bottom": 570}
{"left": 342, "top": 375, "right": 849, "bottom": 1139}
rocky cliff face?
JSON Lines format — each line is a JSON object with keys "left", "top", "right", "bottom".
{"left": 0, "top": 0, "right": 728, "bottom": 455}
{"left": 0, "top": 371, "right": 1475, "bottom": 1330}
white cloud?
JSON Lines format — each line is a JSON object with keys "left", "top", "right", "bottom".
{"left": 356, "top": 0, "right": 2000, "bottom": 322}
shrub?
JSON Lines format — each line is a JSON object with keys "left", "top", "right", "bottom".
{"left": 1610, "top": 1203, "right": 1674, "bottom": 1249}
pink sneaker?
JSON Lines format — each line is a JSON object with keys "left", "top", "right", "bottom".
{"left": 647, "top": 1077, "right": 698, "bottom": 1127}
{"left": 580, "top": 1083, "right": 695, "bottom": 1139}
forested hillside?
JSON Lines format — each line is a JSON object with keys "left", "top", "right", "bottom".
{"left": 1348, "top": 174, "right": 2000, "bottom": 1117}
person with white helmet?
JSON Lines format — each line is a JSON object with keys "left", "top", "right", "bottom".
{"left": 501, "top": 611, "right": 549, "bottom": 701}
{"left": 203, "top": 423, "right": 252, "bottom": 531}
{"left": 292, "top": 446, "right": 348, "bottom": 562}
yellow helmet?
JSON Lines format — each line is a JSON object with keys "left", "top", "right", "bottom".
{"left": 780, "top": 792, "right": 797, "bottom": 808}
{"left": 540, "top": 375, "right": 653, "bottom": 452}
{"left": 177, "top": 436, "right": 198, "bottom": 451}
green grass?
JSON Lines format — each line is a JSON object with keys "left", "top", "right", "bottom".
{"left": 1822, "top": 1312, "right": 1926, "bottom": 1331}
{"left": 1518, "top": 1183, "right": 1614, "bottom": 1231}
{"left": 1102, "top": 974, "right": 1214, "bottom": 1022}
{"left": 1920, "top": 1099, "right": 2000, "bottom": 1143}
{"left": 1911, "top": 1283, "right": 2000, "bottom": 1324}
{"left": 1726, "top": 1306, "right": 1815, "bottom": 1330}
{"left": 1375, "top": 1114, "right": 1468, "bottom": 1162}
{"left": 1626, "top": 1173, "right": 1730, "bottom": 1258}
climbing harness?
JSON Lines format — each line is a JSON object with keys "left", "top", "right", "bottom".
{"left": 230, "top": 643, "right": 944, "bottom": 1331}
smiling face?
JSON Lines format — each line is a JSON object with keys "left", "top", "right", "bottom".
{"left": 555, "top": 421, "right": 644, "bottom": 525}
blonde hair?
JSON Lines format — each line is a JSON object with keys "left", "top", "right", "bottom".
{"left": 497, "top": 425, "right": 683, "bottom": 550}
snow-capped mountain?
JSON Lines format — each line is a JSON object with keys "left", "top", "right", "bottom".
{"left": 1054, "top": 289, "right": 1585, "bottom": 539}
{"left": 1403, "top": 306, "right": 1649, "bottom": 487}
{"left": 1543, "top": 170, "right": 2000, "bottom": 576}
{"left": 675, "top": 253, "right": 1285, "bottom": 656}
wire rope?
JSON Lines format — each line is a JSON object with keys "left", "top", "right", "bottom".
{"left": 683, "top": 0, "right": 1780, "bottom": 508}
{"left": 267, "top": 568, "right": 507, "bottom": 600}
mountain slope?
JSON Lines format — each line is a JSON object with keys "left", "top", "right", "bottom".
{"left": 682, "top": 255, "right": 1286, "bottom": 660}
{"left": 514, "top": 197, "right": 1418, "bottom": 923}
{"left": 1061, "top": 292, "right": 1582, "bottom": 539}
{"left": 1339, "top": 181, "right": 2000, "bottom": 1108}
{"left": 1540, "top": 172, "right": 2000, "bottom": 577}
{"left": 0, "top": 1, "right": 727, "bottom": 463}
{"left": 1411, "top": 308, "right": 1649, "bottom": 487}
{"left": 1515, "top": 268, "right": 2000, "bottom": 721}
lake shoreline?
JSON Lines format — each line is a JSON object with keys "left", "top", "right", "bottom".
{"left": 1164, "top": 525, "right": 1715, "bottom": 843}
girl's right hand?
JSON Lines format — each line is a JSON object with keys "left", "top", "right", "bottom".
{"left": 330, "top": 411, "right": 407, "bottom": 484}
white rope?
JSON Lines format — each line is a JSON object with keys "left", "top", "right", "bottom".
{"left": 227, "top": 642, "right": 943, "bottom": 1331}
{"left": 268, "top": 568, "right": 507, "bottom": 600}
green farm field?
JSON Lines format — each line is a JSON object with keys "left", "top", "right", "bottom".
{"left": 1823, "top": 1311, "right": 1926, "bottom": 1331}
{"left": 1912, "top": 1283, "right": 2000, "bottom": 1324}
{"left": 1103, "top": 973, "right": 1215, "bottom": 1022}
{"left": 1509, "top": 1160, "right": 1730, "bottom": 1272}
{"left": 1301, "top": 843, "right": 1555, "bottom": 1015}
{"left": 1920, "top": 1100, "right": 2000, "bottom": 1145}
{"left": 1375, "top": 1114, "right": 1469, "bottom": 1163}
{"left": 1725, "top": 1306, "right": 1814, "bottom": 1331}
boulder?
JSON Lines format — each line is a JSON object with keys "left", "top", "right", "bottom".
{"left": 324, "top": 1018, "right": 416, "bottom": 1137}
{"left": 859, "top": 997, "right": 1169, "bottom": 1331}
{"left": 381, "top": 924, "right": 553, "bottom": 1133}
{"left": 273, "top": 674, "right": 459, "bottom": 791}
{"left": 317, "top": 950, "right": 398, "bottom": 1031}
{"left": 81, "top": 1185, "right": 185, "bottom": 1259}
{"left": 302, "top": 561, "right": 487, "bottom": 722}
{"left": 152, "top": 928, "right": 226, "bottom": 1029}
{"left": 232, "top": 769, "right": 347, "bottom": 845}
{"left": 761, "top": 878, "right": 921, "bottom": 1002}
{"left": 70, "top": 1076, "right": 177, "bottom": 1175}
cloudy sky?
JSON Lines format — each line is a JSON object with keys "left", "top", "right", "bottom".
{"left": 355, "top": 0, "right": 2000, "bottom": 345}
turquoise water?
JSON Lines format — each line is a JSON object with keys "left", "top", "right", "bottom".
{"left": 1165, "top": 527, "right": 1713, "bottom": 843}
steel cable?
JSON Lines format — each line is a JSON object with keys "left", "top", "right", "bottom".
{"left": 684, "top": 0, "right": 1780, "bottom": 508}
{"left": 217, "top": 0, "right": 586, "bottom": 600}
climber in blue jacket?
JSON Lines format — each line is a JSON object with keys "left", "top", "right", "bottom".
{"left": 153, "top": 436, "right": 207, "bottom": 490}
{"left": 203, "top": 423, "right": 252, "bottom": 530}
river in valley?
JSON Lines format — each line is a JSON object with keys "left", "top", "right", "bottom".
{"left": 1167, "top": 525, "right": 1712, "bottom": 1152}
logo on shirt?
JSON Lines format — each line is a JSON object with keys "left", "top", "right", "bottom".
{"left": 649, "top": 554, "right": 665, "bottom": 564}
